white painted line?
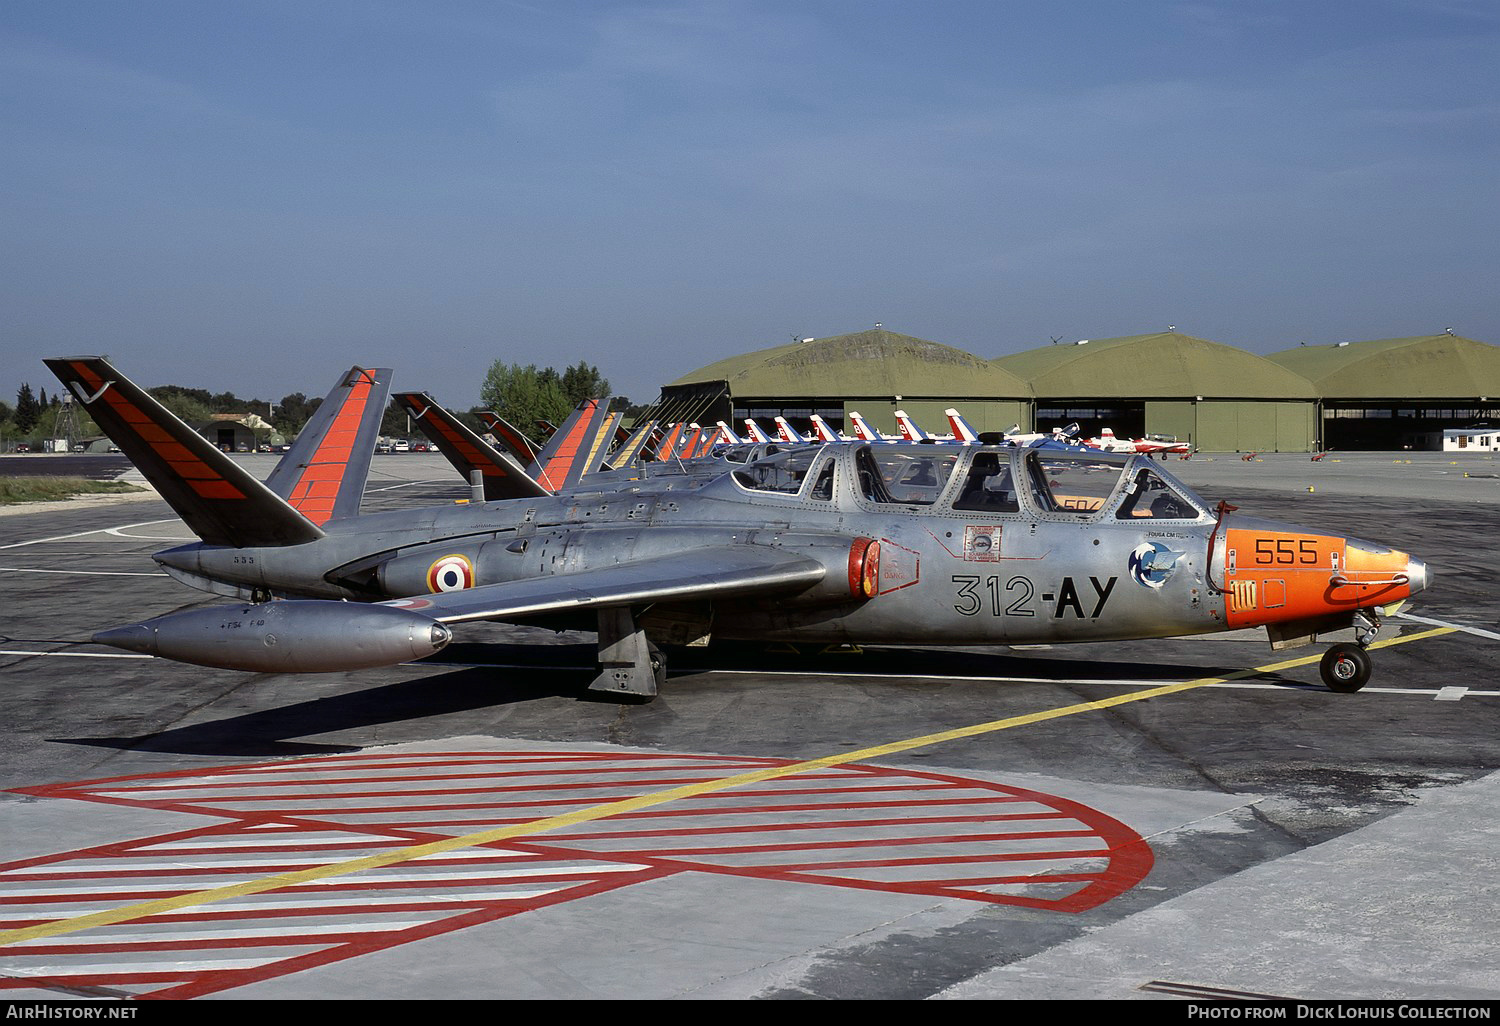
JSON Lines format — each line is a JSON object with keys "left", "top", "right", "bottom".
{"left": 698, "top": 668, "right": 1500, "bottom": 696}
{"left": 0, "top": 566, "right": 165, "bottom": 577}
{"left": 106, "top": 526, "right": 193, "bottom": 540}
{"left": 4, "top": 917, "right": 436, "bottom": 947}
{"left": 0, "top": 649, "right": 151, "bottom": 660}
{"left": 0, "top": 887, "right": 568, "bottom": 920}
{"left": 0, "top": 519, "right": 180, "bottom": 550}
{"left": 413, "top": 661, "right": 1500, "bottom": 697}
{"left": 1436, "top": 686, "right": 1468, "bottom": 702}
{"left": 300, "top": 864, "right": 652, "bottom": 884}
{"left": 2, "top": 955, "right": 317, "bottom": 976}
{"left": 1397, "top": 612, "right": 1500, "bottom": 642}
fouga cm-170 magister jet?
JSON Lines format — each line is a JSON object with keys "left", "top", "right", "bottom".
{"left": 51, "top": 356, "right": 1430, "bottom": 700}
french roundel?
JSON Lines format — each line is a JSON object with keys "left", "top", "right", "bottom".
{"left": 427, "top": 554, "right": 474, "bottom": 593}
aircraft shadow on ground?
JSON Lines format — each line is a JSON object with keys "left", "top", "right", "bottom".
{"left": 55, "top": 645, "right": 592, "bottom": 758}
{"left": 55, "top": 642, "right": 1302, "bottom": 759}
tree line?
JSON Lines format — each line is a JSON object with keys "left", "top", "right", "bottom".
{"left": 5, "top": 359, "right": 624, "bottom": 449}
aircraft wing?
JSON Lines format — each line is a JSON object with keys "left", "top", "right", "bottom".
{"left": 380, "top": 547, "right": 826, "bottom": 625}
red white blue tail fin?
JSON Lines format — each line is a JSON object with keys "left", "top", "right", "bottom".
{"left": 847, "top": 410, "right": 889, "bottom": 442}
{"left": 774, "top": 417, "right": 808, "bottom": 443}
{"left": 893, "top": 410, "right": 925, "bottom": 442}
{"left": 742, "top": 418, "right": 773, "bottom": 444}
{"left": 945, "top": 408, "right": 980, "bottom": 443}
{"left": 809, "top": 415, "right": 846, "bottom": 442}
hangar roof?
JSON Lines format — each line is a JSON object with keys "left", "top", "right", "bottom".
{"left": 1266, "top": 334, "right": 1500, "bottom": 399}
{"left": 670, "top": 328, "right": 1031, "bottom": 399}
{"left": 994, "top": 331, "right": 1318, "bottom": 400}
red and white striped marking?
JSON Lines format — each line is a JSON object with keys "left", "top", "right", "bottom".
{"left": 1, "top": 750, "right": 1150, "bottom": 998}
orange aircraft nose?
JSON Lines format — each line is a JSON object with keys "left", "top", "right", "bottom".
{"left": 1221, "top": 525, "right": 1430, "bottom": 630}
{"left": 1337, "top": 540, "right": 1430, "bottom": 604}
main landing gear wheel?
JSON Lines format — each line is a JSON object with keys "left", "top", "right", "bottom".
{"left": 1320, "top": 643, "right": 1372, "bottom": 693}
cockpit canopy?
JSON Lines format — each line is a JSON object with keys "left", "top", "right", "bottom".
{"left": 730, "top": 443, "right": 1208, "bottom": 522}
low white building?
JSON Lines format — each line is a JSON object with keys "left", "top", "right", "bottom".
{"left": 1435, "top": 426, "right": 1500, "bottom": 451}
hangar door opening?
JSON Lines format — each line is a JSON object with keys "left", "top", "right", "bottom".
{"left": 1035, "top": 403, "right": 1144, "bottom": 442}
{"left": 1323, "top": 404, "right": 1500, "bottom": 450}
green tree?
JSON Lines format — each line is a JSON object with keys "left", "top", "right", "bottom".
{"left": 559, "top": 361, "right": 611, "bottom": 406}
{"left": 479, "top": 362, "right": 572, "bottom": 433}
{"left": 15, "top": 384, "right": 40, "bottom": 434}
{"left": 147, "top": 388, "right": 213, "bottom": 426}
{"left": 274, "top": 392, "right": 321, "bottom": 436}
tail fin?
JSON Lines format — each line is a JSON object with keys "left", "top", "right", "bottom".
{"left": 45, "top": 357, "right": 325, "bottom": 547}
{"left": 809, "top": 415, "right": 844, "bottom": 443}
{"left": 655, "top": 423, "right": 687, "bottom": 461}
{"left": 742, "top": 418, "right": 773, "bottom": 444}
{"left": 526, "top": 398, "right": 615, "bottom": 492}
{"left": 848, "top": 411, "right": 880, "bottom": 442}
{"left": 393, "top": 392, "right": 547, "bottom": 500}
{"left": 688, "top": 428, "right": 719, "bottom": 458}
{"left": 576, "top": 411, "right": 623, "bottom": 483}
{"left": 263, "top": 366, "right": 392, "bottom": 524}
{"left": 893, "top": 410, "right": 925, "bottom": 442}
{"left": 475, "top": 410, "right": 541, "bottom": 463}
{"left": 606, "top": 419, "right": 657, "bottom": 470}
{"left": 774, "top": 417, "right": 807, "bottom": 444}
{"left": 945, "top": 408, "right": 980, "bottom": 443}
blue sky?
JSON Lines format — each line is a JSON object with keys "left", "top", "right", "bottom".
{"left": 3, "top": 1, "right": 1497, "bottom": 412}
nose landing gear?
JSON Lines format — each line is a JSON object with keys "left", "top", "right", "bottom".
{"left": 1319, "top": 608, "right": 1380, "bottom": 692}
{"left": 1320, "top": 642, "right": 1372, "bottom": 692}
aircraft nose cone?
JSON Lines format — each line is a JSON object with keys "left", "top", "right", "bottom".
{"left": 93, "top": 624, "right": 157, "bottom": 656}
{"left": 1406, "top": 557, "right": 1431, "bottom": 596}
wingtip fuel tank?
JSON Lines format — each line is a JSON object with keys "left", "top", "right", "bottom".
{"left": 94, "top": 601, "right": 452, "bottom": 673}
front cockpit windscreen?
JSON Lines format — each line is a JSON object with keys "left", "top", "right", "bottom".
{"left": 856, "top": 448, "right": 959, "bottom": 506}
{"left": 1114, "top": 466, "right": 1203, "bottom": 520}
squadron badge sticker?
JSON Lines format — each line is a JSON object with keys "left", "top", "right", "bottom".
{"left": 964, "top": 525, "right": 1002, "bottom": 562}
{"left": 1128, "top": 541, "right": 1184, "bottom": 589}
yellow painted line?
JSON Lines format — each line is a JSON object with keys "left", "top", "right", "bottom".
{"left": 0, "top": 626, "right": 1455, "bottom": 947}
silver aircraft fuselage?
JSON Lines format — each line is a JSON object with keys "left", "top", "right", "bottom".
{"left": 152, "top": 443, "right": 1425, "bottom": 651}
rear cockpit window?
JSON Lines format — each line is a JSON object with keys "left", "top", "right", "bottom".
{"left": 1115, "top": 467, "right": 1200, "bottom": 520}
{"left": 953, "top": 453, "right": 1019, "bottom": 513}
{"left": 856, "top": 448, "right": 959, "bottom": 506}
{"left": 1026, "top": 454, "right": 1128, "bottom": 517}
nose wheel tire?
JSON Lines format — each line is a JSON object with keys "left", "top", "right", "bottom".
{"left": 1320, "top": 643, "right": 1372, "bottom": 693}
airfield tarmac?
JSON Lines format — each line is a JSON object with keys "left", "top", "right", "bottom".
{"left": 0, "top": 450, "right": 1497, "bottom": 1001}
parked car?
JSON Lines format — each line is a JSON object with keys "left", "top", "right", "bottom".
{"left": 393, "top": 439, "right": 410, "bottom": 453}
